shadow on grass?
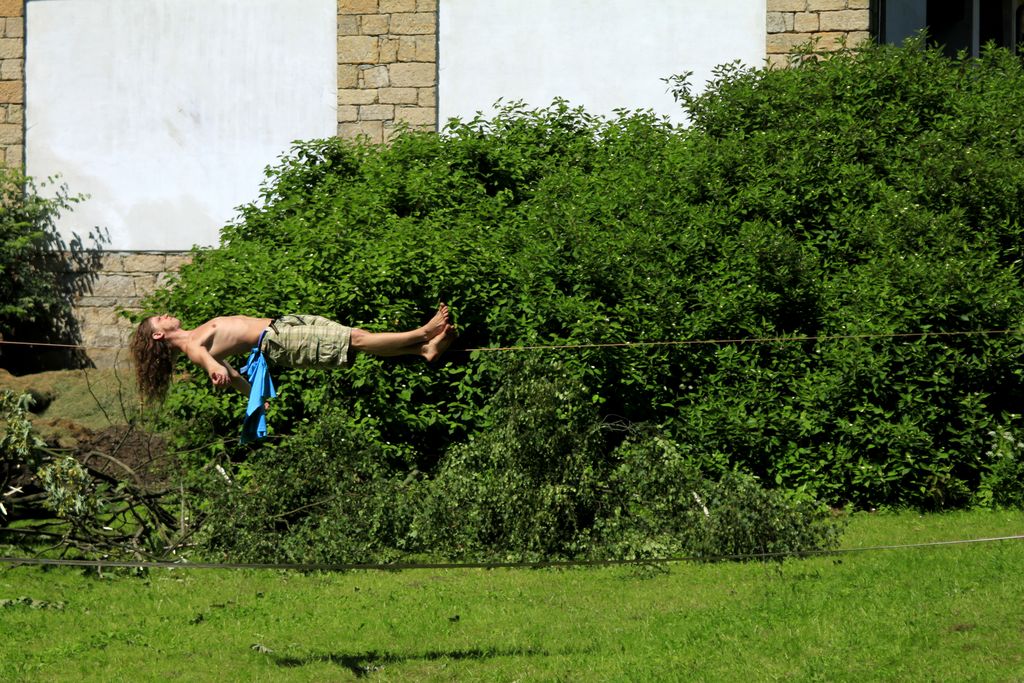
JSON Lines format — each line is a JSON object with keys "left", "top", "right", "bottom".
{"left": 272, "top": 644, "right": 583, "bottom": 677}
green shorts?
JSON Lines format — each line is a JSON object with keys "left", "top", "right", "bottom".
{"left": 259, "top": 315, "right": 353, "bottom": 368}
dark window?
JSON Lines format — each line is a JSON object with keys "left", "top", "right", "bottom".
{"left": 928, "top": 0, "right": 971, "bottom": 55}
{"left": 878, "top": 0, "right": 1023, "bottom": 56}
{"left": 1018, "top": 4, "right": 1024, "bottom": 45}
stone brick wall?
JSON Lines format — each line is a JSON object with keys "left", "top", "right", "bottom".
{"left": 337, "top": 0, "right": 438, "bottom": 142}
{"left": 67, "top": 252, "right": 193, "bottom": 369}
{"left": 766, "top": 0, "right": 872, "bottom": 68}
{"left": 0, "top": 0, "right": 23, "bottom": 167}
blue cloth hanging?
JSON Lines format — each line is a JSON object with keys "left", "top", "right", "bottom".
{"left": 240, "top": 330, "right": 276, "bottom": 444}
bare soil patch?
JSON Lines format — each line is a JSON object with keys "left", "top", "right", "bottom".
{"left": 1, "top": 368, "right": 171, "bottom": 490}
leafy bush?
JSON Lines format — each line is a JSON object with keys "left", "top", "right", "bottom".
{"left": 147, "top": 39, "right": 1024, "bottom": 540}
{"left": 197, "top": 407, "right": 423, "bottom": 564}
{"left": 199, "top": 360, "right": 843, "bottom": 564}
{"left": 0, "top": 167, "right": 96, "bottom": 372}
{"left": 409, "top": 355, "right": 606, "bottom": 561}
{"left": 0, "top": 170, "right": 68, "bottom": 332}
{"left": 976, "top": 422, "right": 1024, "bottom": 509}
{"left": 689, "top": 472, "right": 844, "bottom": 560}
{"left": 586, "top": 433, "right": 843, "bottom": 561}
{"left": 37, "top": 455, "right": 104, "bottom": 524}
{"left": 1, "top": 390, "right": 45, "bottom": 518}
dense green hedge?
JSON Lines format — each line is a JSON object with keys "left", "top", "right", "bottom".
{"left": 196, "top": 357, "right": 844, "bottom": 564}
{"left": 148, "top": 41, "right": 1024, "bottom": 562}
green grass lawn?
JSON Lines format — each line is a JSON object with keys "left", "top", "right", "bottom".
{"left": 2, "top": 510, "right": 1023, "bottom": 682}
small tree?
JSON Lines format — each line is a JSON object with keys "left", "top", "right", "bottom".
{"left": 0, "top": 167, "right": 98, "bottom": 372}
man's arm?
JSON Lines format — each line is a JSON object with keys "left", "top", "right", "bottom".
{"left": 185, "top": 343, "right": 248, "bottom": 394}
{"left": 221, "top": 360, "right": 251, "bottom": 396}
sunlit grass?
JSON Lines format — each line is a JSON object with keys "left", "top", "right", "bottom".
{"left": 1, "top": 510, "right": 1022, "bottom": 681}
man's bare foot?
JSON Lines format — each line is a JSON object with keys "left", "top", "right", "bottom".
{"left": 422, "top": 324, "right": 456, "bottom": 362}
{"left": 420, "top": 303, "right": 450, "bottom": 341}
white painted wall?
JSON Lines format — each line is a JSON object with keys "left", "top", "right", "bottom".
{"left": 26, "top": 0, "right": 337, "bottom": 251}
{"left": 439, "top": 0, "right": 765, "bottom": 127}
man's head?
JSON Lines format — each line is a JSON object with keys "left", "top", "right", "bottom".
{"left": 131, "top": 316, "right": 177, "bottom": 403}
{"left": 146, "top": 314, "right": 181, "bottom": 341}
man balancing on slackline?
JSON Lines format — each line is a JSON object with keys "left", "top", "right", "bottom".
{"left": 130, "top": 304, "right": 456, "bottom": 442}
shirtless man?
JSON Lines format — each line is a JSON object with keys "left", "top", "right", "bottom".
{"left": 130, "top": 304, "right": 455, "bottom": 403}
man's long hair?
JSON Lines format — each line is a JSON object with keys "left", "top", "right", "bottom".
{"left": 131, "top": 317, "right": 174, "bottom": 403}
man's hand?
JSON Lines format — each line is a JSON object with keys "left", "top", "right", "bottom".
{"left": 209, "top": 369, "right": 230, "bottom": 388}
